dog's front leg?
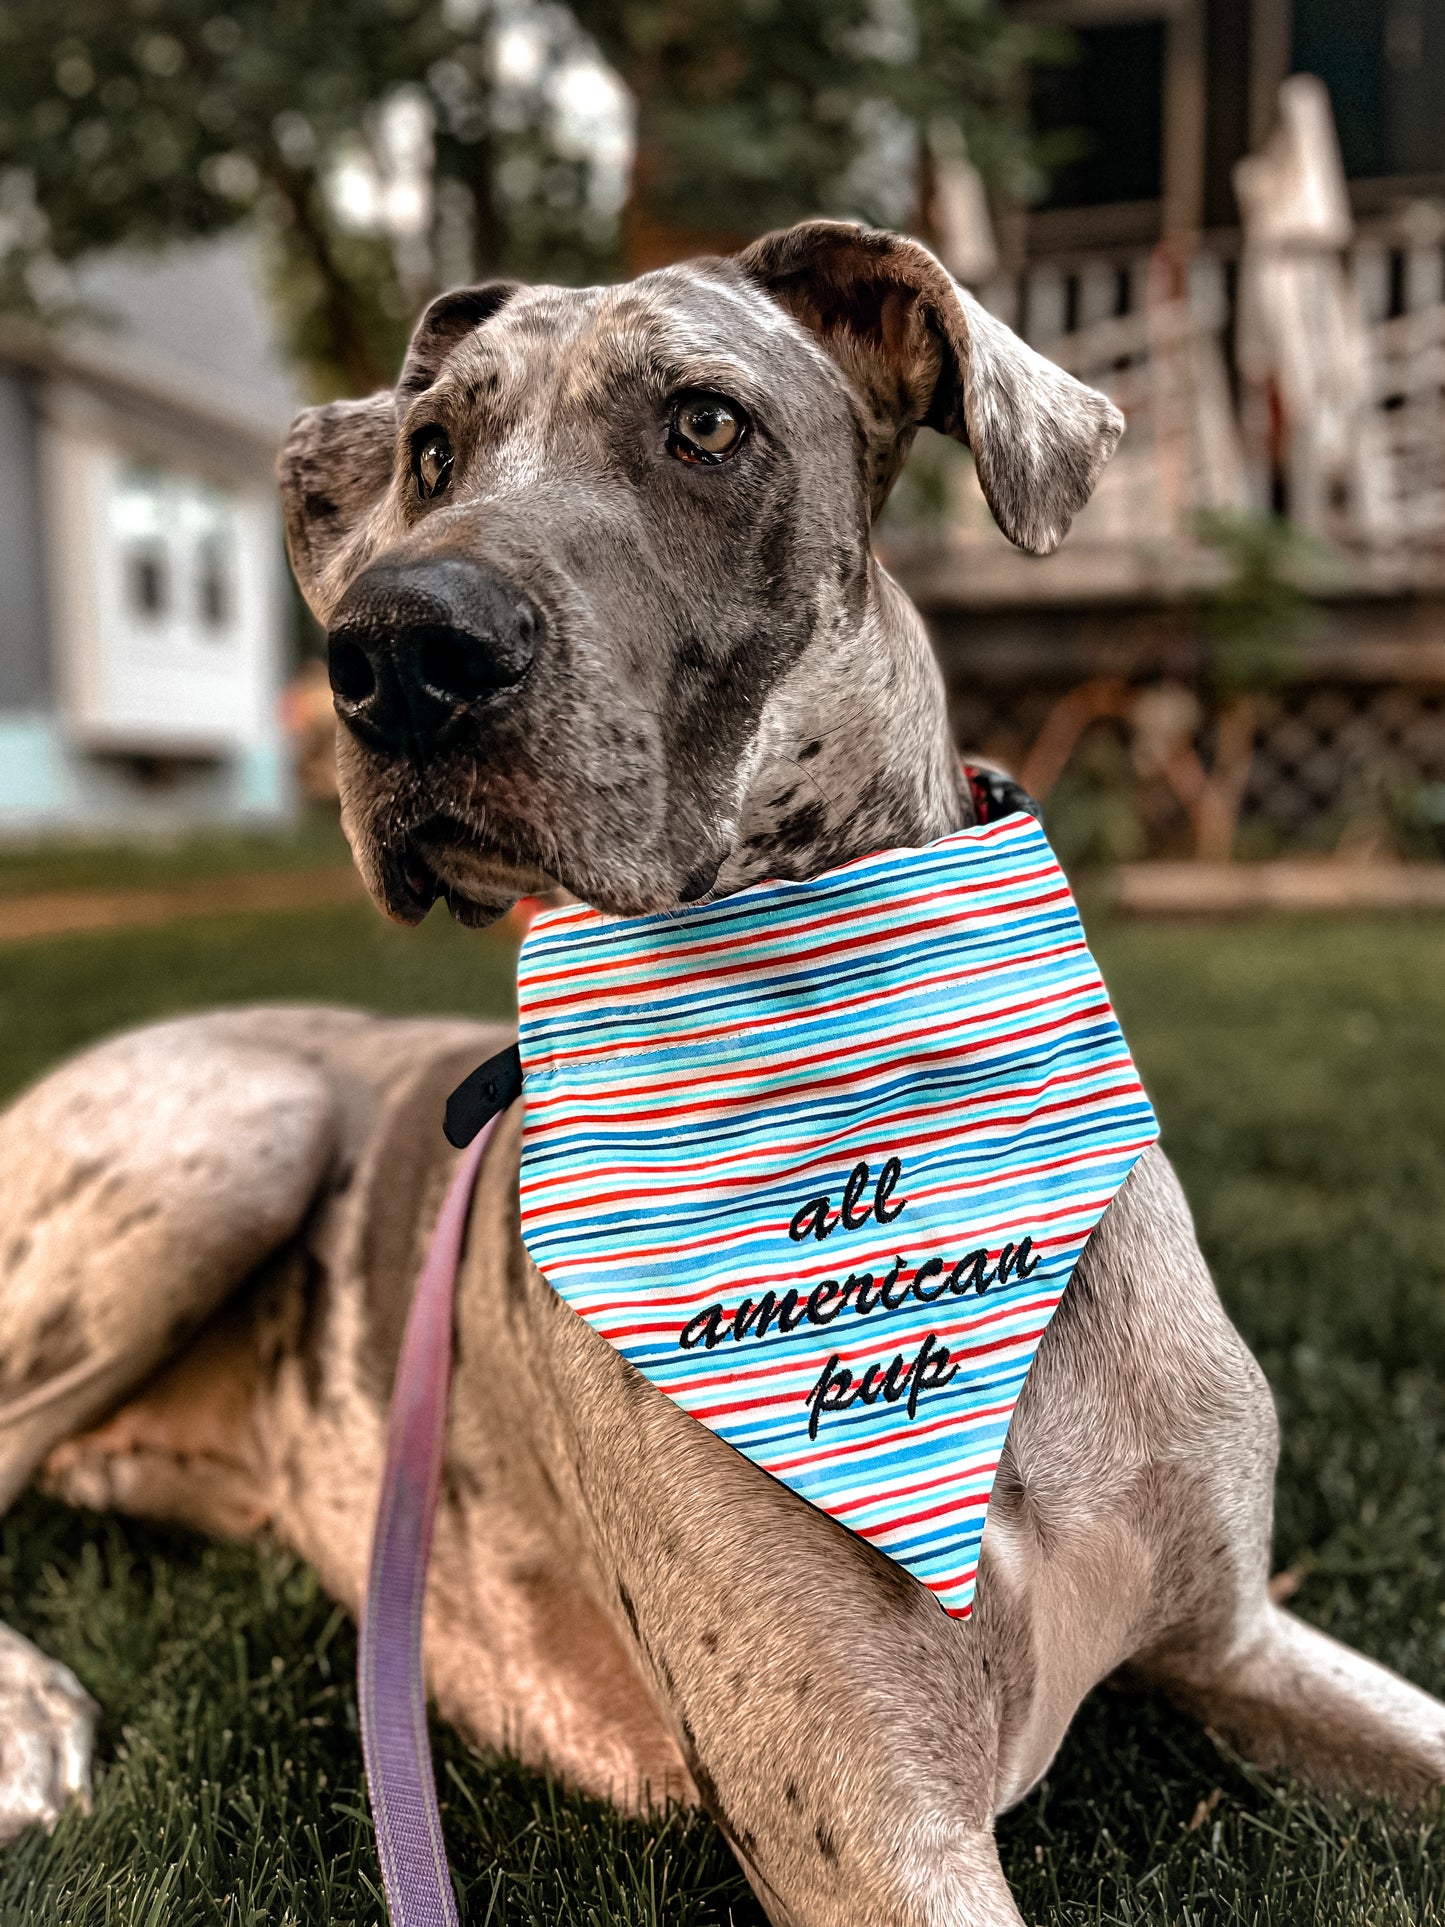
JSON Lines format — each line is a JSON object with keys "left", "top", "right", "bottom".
{"left": 518, "top": 1265, "right": 1025, "bottom": 1927}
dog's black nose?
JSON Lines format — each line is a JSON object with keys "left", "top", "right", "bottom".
{"left": 327, "top": 558, "right": 539, "bottom": 758}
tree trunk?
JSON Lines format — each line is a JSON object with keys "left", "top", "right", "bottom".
{"left": 1193, "top": 695, "right": 1258, "bottom": 862}
{"left": 268, "top": 163, "right": 391, "bottom": 397}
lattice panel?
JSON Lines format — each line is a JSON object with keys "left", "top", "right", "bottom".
{"left": 1242, "top": 685, "right": 1445, "bottom": 835}
{"left": 946, "top": 669, "right": 1445, "bottom": 854}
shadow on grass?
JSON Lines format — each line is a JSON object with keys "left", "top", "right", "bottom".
{"left": 0, "top": 1494, "right": 762, "bottom": 1927}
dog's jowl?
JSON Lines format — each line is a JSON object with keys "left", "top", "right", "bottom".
{"left": 0, "top": 222, "right": 1441, "bottom": 1925}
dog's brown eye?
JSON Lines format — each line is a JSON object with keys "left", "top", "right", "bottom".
{"left": 669, "top": 392, "right": 746, "bottom": 465}
{"left": 414, "top": 429, "right": 454, "bottom": 500}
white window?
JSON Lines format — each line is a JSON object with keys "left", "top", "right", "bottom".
{"left": 45, "top": 422, "right": 282, "bottom": 755}
{"left": 111, "top": 464, "right": 244, "bottom": 642}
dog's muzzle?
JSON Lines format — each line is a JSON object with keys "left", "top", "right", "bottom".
{"left": 327, "top": 557, "right": 540, "bottom": 764}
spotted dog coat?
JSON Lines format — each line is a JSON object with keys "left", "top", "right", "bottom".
{"left": 1, "top": 223, "right": 1441, "bottom": 1925}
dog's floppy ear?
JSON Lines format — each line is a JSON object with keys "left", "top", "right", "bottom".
{"left": 278, "top": 285, "right": 518, "bottom": 619}
{"left": 277, "top": 393, "right": 397, "bottom": 620}
{"left": 399, "top": 280, "right": 519, "bottom": 395}
{"left": 737, "top": 220, "right": 1124, "bottom": 555}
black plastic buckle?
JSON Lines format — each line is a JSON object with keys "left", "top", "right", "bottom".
{"left": 444, "top": 1043, "right": 524, "bottom": 1148}
{"left": 961, "top": 762, "right": 1040, "bottom": 826}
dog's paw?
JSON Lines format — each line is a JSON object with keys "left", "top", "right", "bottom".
{"left": 0, "top": 1623, "right": 97, "bottom": 1844}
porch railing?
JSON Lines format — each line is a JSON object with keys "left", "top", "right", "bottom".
{"left": 885, "top": 209, "right": 1445, "bottom": 604}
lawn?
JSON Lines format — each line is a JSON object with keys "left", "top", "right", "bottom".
{"left": 1, "top": 901, "right": 1442, "bottom": 1925}
{"left": 0, "top": 814, "right": 353, "bottom": 900}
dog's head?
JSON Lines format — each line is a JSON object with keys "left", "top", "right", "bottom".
{"left": 279, "top": 221, "right": 1122, "bottom": 925}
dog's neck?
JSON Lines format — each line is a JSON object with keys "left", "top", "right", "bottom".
{"left": 715, "top": 568, "right": 969, "bottom": 895}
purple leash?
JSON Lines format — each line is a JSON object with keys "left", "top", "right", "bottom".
{"left": 352, "top": 782, "right": 1035, "bottom": 1921}
{"left": 358, "top": 1100, "right": 509, "bottom": 1927}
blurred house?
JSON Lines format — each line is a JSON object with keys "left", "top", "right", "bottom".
{"left": 887, "top": 0, "right": 1445, "bottom": 859}
{"left": 0, "top": 238, "right": 300, "bottom": 836}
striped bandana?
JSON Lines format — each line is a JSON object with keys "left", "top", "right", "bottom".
{"left": 515, "top": 812, "right": 1158, "bottom": 1616}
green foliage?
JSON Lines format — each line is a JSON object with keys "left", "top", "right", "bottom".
{"left": 876, "top": 432, "right": 973, "bottom": 529}
{"left": 1192, "top": 510, "right": 1330, "bottom": 700}
{"left": 1390, "top": 780, "right": 1445, "bottom": 862}
{"left": 0, "top": 0, "right": 631, "bottom": 392}
{"left": 0, "top": 1, "right": 1047, "bottom": 394}
{"left": 1, "top": 899, "right": 1443, "bottom": 1923}
{"left": 1043, "top": 727, "right": 1149, "bottom": 871}
{"left": 573, "top": 0, "right": 1049, "bottom": 238}
{"left": 0, "top": 1, "right": 465, "bottom": 389}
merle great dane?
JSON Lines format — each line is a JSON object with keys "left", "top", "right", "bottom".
{"left": 1, "top": 222, "right": 1441, "bottom": 1923}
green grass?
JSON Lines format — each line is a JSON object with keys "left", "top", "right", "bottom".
{"left": 1, "top": 902, "right": 1443, "bottom": 1924}
{"left": 0, "top": 901, "right": 516, "bottom": 1109}
{"left": 0, "top": 813, "right": 352, "bottom": 900}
